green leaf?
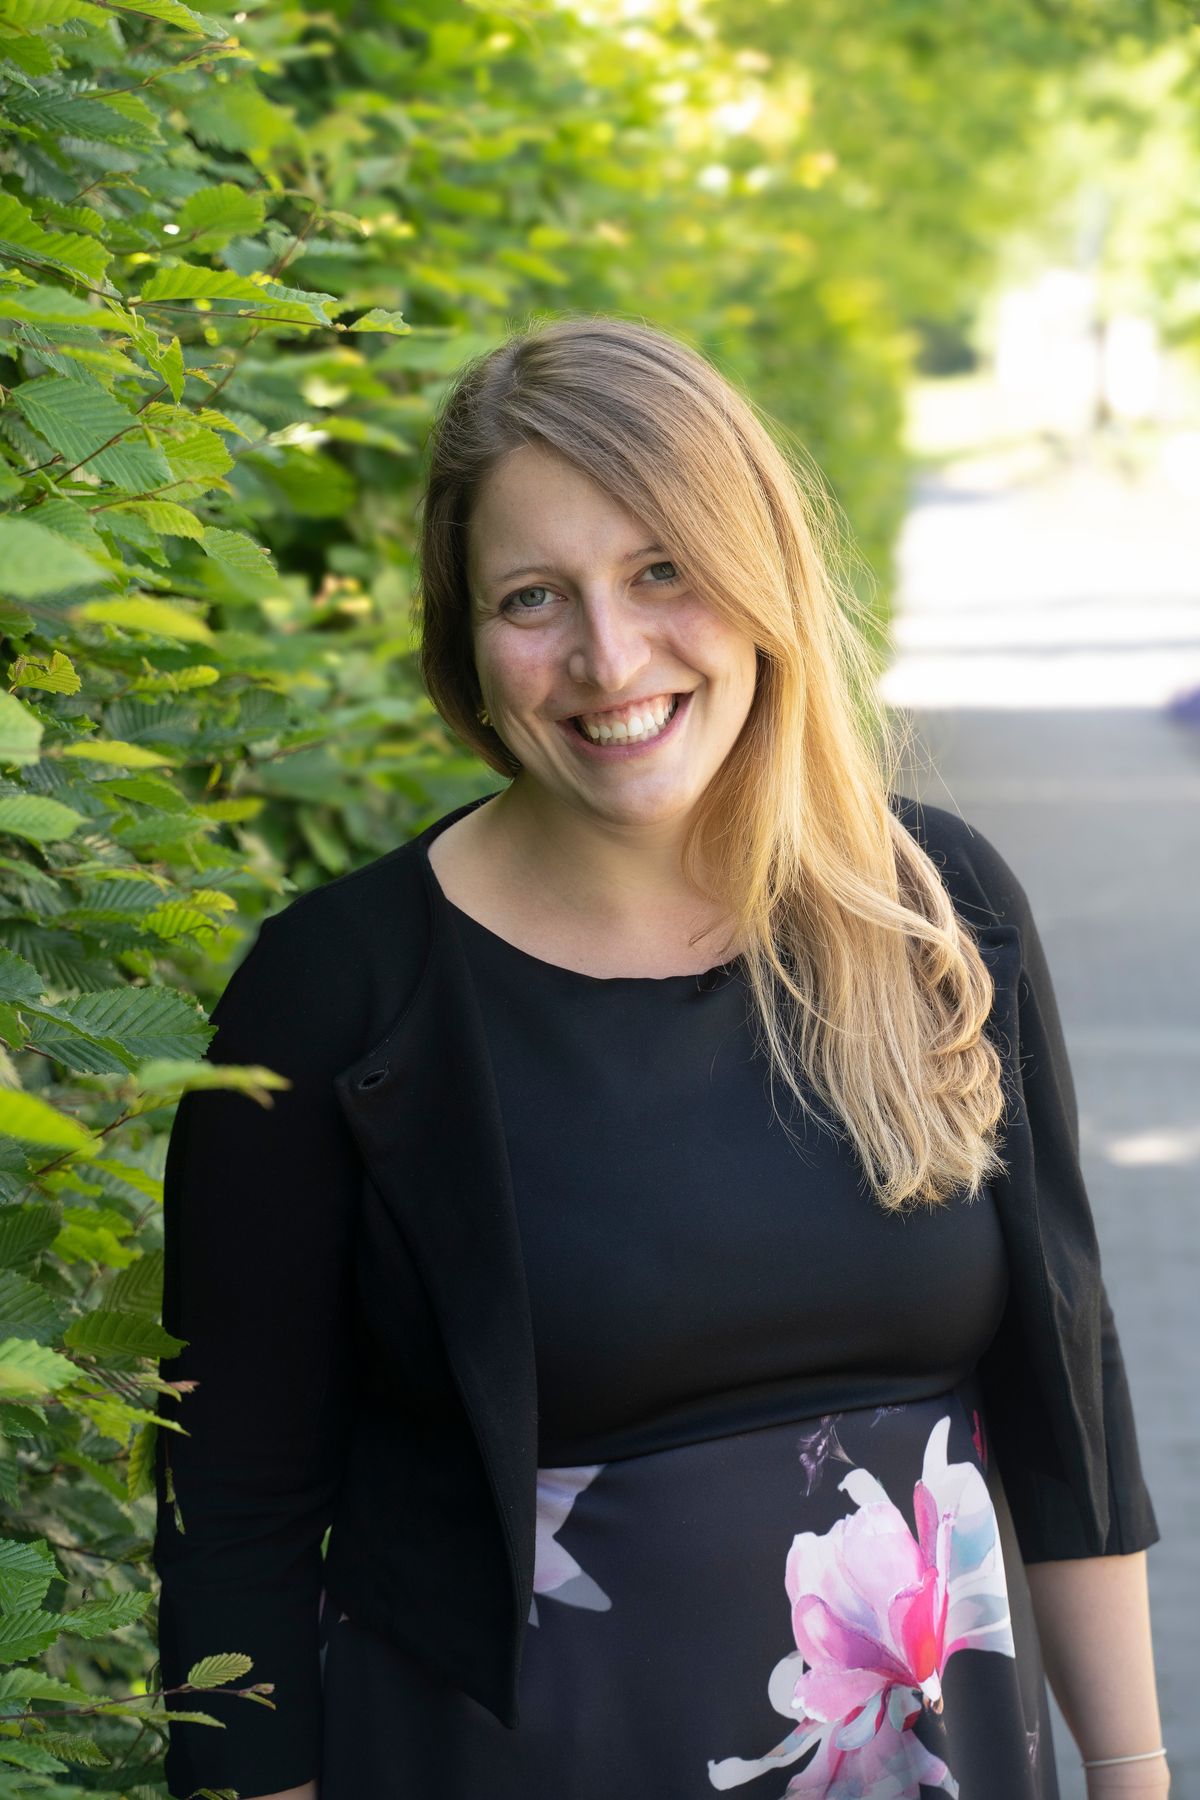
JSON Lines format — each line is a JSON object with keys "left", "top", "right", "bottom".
{"left": 6, "top": 87, "right": 161, "bottom": 152}
{"left": 0, "top": 1090, "right": 99, "bottom": 1152}
{"left": 132, "top": 1057, "right": 288, "bottom": 1100}
{"left": 175, "top": 183, "right": 267, "bottom": 252}
{"left": 57, "top": 1589, "right": 151, "bottom": 1638}
{"left": 106, "top": 1245, "right": 164, "bottom": 1317}
{"left": 185, "top": 75, "right": 296, "bottom": 155}
{"left": 139, "top": 264, "right": 267, "bottom": 305}
{"left": 0, "top": 1402, "right": 48, "bottom": 1439}
{"left": 91, "top": 1159, "right": 163, "bottom": 1207}
{"left": 0, "top": 1736, "right": 70, "bottom": 1769}
{"left": 304, "top": 415, "right": 414, "bottom": 455}
{"left": 60, "top": 738, "right": 174, "bottom": 767}
{"left": 186, "top": 1652, "right": 253, "bottom": 1688}
{"left": 127, "top": 1418, "right": 157, "bottom": 1500}
{"left": 0, "top": 1271, "right": 67, "bottom": 1346}
{"left": 0, "top": 1537, "right": 57, "bottom": 1612}
{"left": 110, "top": 498, "right": 204, "bottom": 541}
{"left": 0, "top": 1206, "right": 61, "bottom": 1273}
{"left": 0, "top": 193, "right": 110, "bottom": 286}
{"left": 0, "top": 2, "right": 106, "bottom": 25}
{"left": 52, "top": 1206, "right": 137, "bottom": 1271}
{"left": 0, "top": 693, "right": 41, "bottom": 766}
{"left": 142, "top": 331, "right": 185, "bottom": 403}
{"left": 19, "top": 1002, "right": 139, "bottom": 1076}
{"left": 12, "top": 374, "right": 173, "bottom": 488}
{"left": 0, "top": 792, "right": 84, "bottom": 844}
{"left": 200, "top": 526, "right": 279, "bottom": 593}
{"left": 187, "top": 405, "right": 249, "bottom": 437}
{"left": 63, "top": 1307, "right": 185, "bottom": 1358}
{"left": 0, "top": 951, "right": 41, "bottom": 1009}
{"left": 162, "top": 424, "right": 234, "bottom": 486}
{"left": 141, "top": 899, "right": 223, "bottom": 945}
{"left": 7, "top": 649, "right": 80, "bottom": 695}
{"left": 0, "top": 1338, "right": 78, "bottom": 1401}
{"left": 248, "top": 446, "right": 355, "bottom": 518}
{"left": 21, "top": 1728, "right": 110, "bottom": 1767}
{"left": 494, "top": 245, "right": 572, "bottom": 285}
{"left": 0, "top": 517, "right": 108, "bottom": 599}
{"left": 54, "top": 986, "right": 210, "bottom": 1062}
{"left": 23, "top": 493, "right": 109, "bottom": 558}
{"left": 0, "top": 27, "right": 58, "bottom": 76}
{"left": 102, "top": 0, "right": 206, "bottom": 27}
{"left": 0, "top": 285, "right": 115, "bottom": 330}
{"left": 73, "top": 596, "right": 216, "bottom": 644}
{"left": 68, "top": 1390, "right": 169, "bottom": 1444}
{"left": 375, "top": 327, "right": 500, "bottom": 372}
{"left": 343, "top": 306, "right": 411, "bottom": 335}
{"left": 0, "top": 1667, "right": 91, "bottom": 1713}
{"left": 247, "top": 281, "right": 340, "bottom": 327}
{"left": 0, "top": 1606, "right": 68, "bottom": 1663}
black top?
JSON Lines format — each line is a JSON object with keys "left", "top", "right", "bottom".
{"left": 313, "top": 891, "right": 1057, "bottom": 1800}
{"left": 443, "top": 897, "right": 1011, "bottom": 1467}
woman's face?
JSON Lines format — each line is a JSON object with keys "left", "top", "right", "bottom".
{"left": 467, "top": 443, "right": 760, "bottom": 831}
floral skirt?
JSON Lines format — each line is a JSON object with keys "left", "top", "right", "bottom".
{"left": 318, "top": 1373, "right": 1058, "bottom": 1799}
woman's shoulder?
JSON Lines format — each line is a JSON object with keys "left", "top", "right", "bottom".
{"left": 258, "top": 796, "right": 491, "bottom": 949}
{"left": 888, "top": 790, "right": 1031, "bottom": 934}
{"left": 264, "top": 823, "right": 428, "bottom": 942}
{"left": 205, "top": 798, "right": 507, "bottom": 1072}
{"left": 206, "top": 809, "right": 459, "bottom": 1063}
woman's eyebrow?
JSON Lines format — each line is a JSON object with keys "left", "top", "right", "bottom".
{"left": 490, "top": 543, "right": 668, "bottom": 585}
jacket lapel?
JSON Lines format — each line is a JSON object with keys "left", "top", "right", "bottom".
{"left": 331, "top": 826, "right": 538, "bottom": 1648}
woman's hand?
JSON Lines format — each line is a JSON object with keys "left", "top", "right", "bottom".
{"left": 246, "top": 1785, "right": 317, "bottom": 1800}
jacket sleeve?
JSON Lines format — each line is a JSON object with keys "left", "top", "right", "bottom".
{"left": 957, "top": 818, "right": 1161, "bottom": 1563}
{"left": 153, "top": 907, "right": 359, "bottom": 1798}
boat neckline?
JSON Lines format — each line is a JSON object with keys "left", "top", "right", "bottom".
{"left": 439, "top": 891, "right": 744, "bottom": 986}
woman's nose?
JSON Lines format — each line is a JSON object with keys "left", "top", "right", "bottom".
{"left": 566, "top": 589, "right": 654, "bottom": 695}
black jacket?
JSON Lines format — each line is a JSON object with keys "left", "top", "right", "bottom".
{"left": 152, "top": 790, "right": 1160, "bottom": 1797}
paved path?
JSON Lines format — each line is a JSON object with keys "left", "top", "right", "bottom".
{"left": 883, "top": 445, "right": 1200, "bottom": 1796}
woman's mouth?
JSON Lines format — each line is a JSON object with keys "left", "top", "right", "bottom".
{"left": 559, "top": 691, "right": 690, "bottom": 757}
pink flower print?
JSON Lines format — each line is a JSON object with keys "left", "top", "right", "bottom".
{"left": 708, "top": 1672, "right": 957, "bottom": 1797}
{"left": 529, "top": 1463, "right": 611, "bottom": 1626}
{"left": 708, "top": 1413, "right": 1014, "bottom": 1798}
{"left": 796, "top": 1416, "right": 854, "bottom": 1497}
{"left": 972, "top": 1408, "right": 988, "bottom": 1470}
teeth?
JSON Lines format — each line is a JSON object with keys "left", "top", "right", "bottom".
{"left": 577, "top": 696, "right": 677, "bottom": 743}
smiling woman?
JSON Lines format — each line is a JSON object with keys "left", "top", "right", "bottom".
{"left": 154, "top": 314, "right": 1165, "bottom": 1800}
{"left": 446, "top": 436, "right": 760, "bottom": 922}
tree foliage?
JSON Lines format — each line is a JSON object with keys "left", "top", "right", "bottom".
{"left": 0, "top": 0, "right": 1191, "bottom": 1790}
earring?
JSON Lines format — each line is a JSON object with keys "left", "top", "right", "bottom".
{"left": 476, "top": 705, "right": 492, "bottom": 727}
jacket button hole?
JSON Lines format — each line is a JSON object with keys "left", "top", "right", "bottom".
{"left": 359, "top": 1067, "right": 389, "bottom": 1090}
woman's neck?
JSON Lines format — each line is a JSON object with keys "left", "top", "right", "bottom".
{"left": 429, "top": 787, "right": 743, "bottom": 978}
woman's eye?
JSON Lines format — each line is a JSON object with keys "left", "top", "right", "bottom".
{"left": 500, "top": 585, "right": 555, "bottom": 614}
{"left": 499, "top": 562, "right": 679, "bottom": 616}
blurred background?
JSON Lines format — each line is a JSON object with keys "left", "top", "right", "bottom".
{"left": 1, "top": 0, "right": 1196, "bottom": 1786}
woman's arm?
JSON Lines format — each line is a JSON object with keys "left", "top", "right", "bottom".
{"left": 1026, "top": 1550, "right": 1169, "bottom": 1796}
{"left": 154, "top": 906, "right": 359, "bottom": 1796}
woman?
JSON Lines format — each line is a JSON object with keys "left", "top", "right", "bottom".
{"left": 153, "top": 315, "right": 1167, "bottom": 1800}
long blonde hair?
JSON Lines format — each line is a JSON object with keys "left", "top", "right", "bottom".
{"left": 416, "top": 313, "right": 1008, "bottom": 1212}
